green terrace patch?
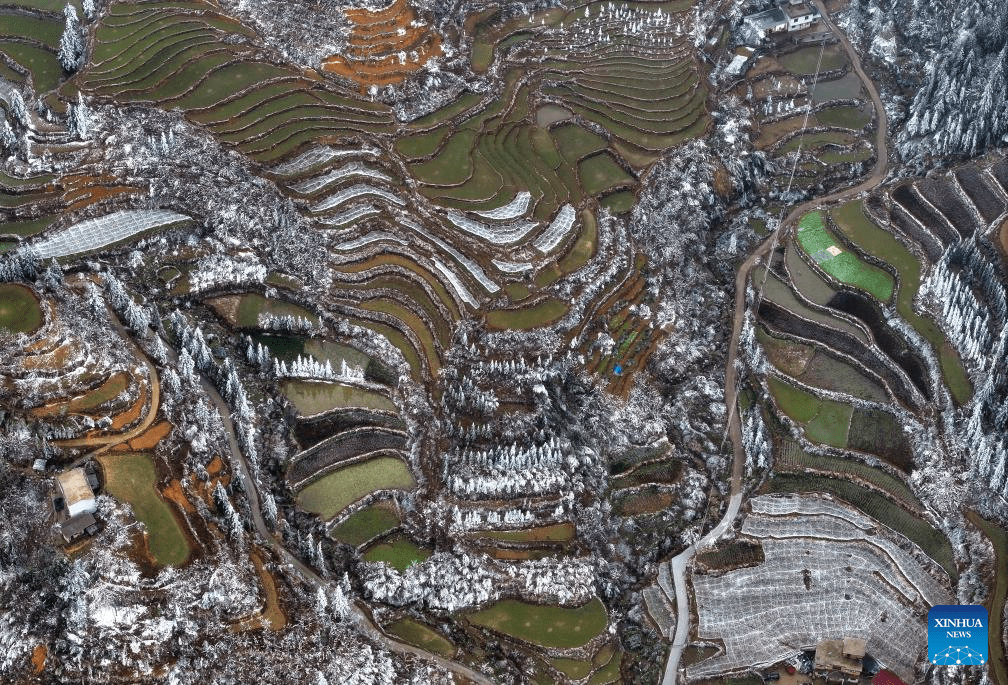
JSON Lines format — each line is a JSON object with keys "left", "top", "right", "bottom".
{"left": 0, "top": 283, "right": 43, "bottom": 334}
{"left": 296, "top": 455, "right": 415, "bottom": 521}
{"left": 361, "top": 532, "right": 431, "bottom": 571}
{"left": 330, "top": 501, "right": 400, "bottom": 546}
{"left": 467, "top": 597, "right": 608, "bottom": 649}
{"left": 99, "top": 452, "right": 191, "bottom": 567}
{"left": 384, "top": 618, "right": 455, "bottom": 656}
{"left": 796, "top": 210, "right": 894, "bottom": 302}
{"left": 830, "top": 200, "right": 972, "bottom": 404}
{"left": 767, "top": 375, "right": 852, "bottom": 449}
{"left": 281, "top": 380, "right": 397, "bottom": 417}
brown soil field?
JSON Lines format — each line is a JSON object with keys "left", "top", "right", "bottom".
{"left": 127, "top": 420, "right": 172, "bottom": 450}
{"left": 111, "top": 381, "right": 147, "bottom": 430}
{"left": 31, "top": 645, "right": 46, "bottom": 674}
{"left": 162, "top": 478, "right": 196, "bottom": 514}
{"left": 320, "top": 0, "right": 441, "bottom": 90}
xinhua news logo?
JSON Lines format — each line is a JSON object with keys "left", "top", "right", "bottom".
{"left": 928, "top": 605, "right": 988, "bottom": 666}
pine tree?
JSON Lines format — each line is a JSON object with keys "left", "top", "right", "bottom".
{"left": 58, "top": 4, "right": 83, "bottom": 72}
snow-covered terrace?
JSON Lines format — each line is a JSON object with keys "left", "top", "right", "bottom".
{"left": 689, "top": 494, "right": 951, "bottom": 683}
{"left": 33, "top": 209, "right": 190, "bottom": 258}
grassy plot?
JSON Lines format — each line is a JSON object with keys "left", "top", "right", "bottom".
{"left": 764, "top": 473, "right": 957, "bottom": 581}
{"left": 485, "top": 297, "right": 567, "bottom": 330}
{"left": 830, "top": 200, "right": 972, "bottom": 404}
{"left": 815, "top": 104, "right": 872, "bottom": 129}
{"left": 362, "top": 532, "right": 431, "bottom": 571}
{"left": 296, "top": 455, "right": 415, "bottom": 520}
{"left": 578, "top": 152, "right": 634, "bottom": 196}
{"left": 767, "top": 375, "right": 851, "bottom": 448}
{"left": 0, "top": 40, "right": 62, "bottom": 92}
{"left": 384, "top": 618, "right": 455, "bottom": 656}
{"left": 281, "top": 380, "right": 397, "bottom": 417}
{"left": 472, "top": 522, "right": 574, "bottom": 544}
{"left": 99, "top": 452, "right": 191, "bottom": 566}
{"left": 779, "top": 44, "right": 848, "bottom": 74}
{"left": 467, "top": 597, "right": 608, "bottom": 649}
{"left": 330, "top": 501, "right": 400, "bottom": 546}
{"left": 796, "top": 210, "right": 893, "bottom": 301}
{"left": 0, "top": 283, "right": 42, "bottom": 333}
{"left": 68, "top": 372, "right": 130, "bottom": 412}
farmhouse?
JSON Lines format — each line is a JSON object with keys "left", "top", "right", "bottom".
{"left": 56, "top": 467, "right": 97, "bottom": 517}
{"left": 743, "top": 1, "right": 821, "bottom": 40}
{"left": 54, "top": 467, "right": 100, "bottom": 543}
{"left": 813, "top": 637, "right": 866, "bottom": 682}
{"left": 782, "top": 2, "right": 821, "bottom": 32}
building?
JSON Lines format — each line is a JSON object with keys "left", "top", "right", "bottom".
{"left": 744, "top": 7, "right": 788, "bottom": 38}
{"left": 813, "top": 637, "right": 866, "bottom": 683}
{"left": 743, "top": 1, "right": 821, "bottom": 40}
{"left": 58, "top": 511, "right": 99, "bottom": 543}
{"left": 783, "top": 2, "right": 821, "bottom": 32}
{"left": 56, "top": 468, "right": 97, "bottom": 517}
{"left": 726, "top": 46, "right": 757, "bottom": 77}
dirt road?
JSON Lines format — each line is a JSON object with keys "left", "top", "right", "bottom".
{"left": 660, "top": 5, "right": 891, "bottom": 682}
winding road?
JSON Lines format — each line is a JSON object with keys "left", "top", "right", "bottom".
{"left": 660, "top": 4, "right": 891, "bottom": 683}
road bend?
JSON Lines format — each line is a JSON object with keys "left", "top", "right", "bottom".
{"left": 660, "top": 5, "right": 890, "bottom": 683}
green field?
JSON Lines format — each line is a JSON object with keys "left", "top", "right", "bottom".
{"left": 0, "top": 283, "right": 42, "bottom": 333}
{"left": 362, "top": 532, "right": 431, "bottom": 571}
{"left": 296, "top": 456, "right": 415, "bottom": 521}
{"left": 830, "top": 201, "right": 972, "bottom": 404}
{"left": 472, "top": 522, "right": 575, "bottom": 545}
{"left": 467, "top": 597, "right": 608, "bottom": 649}
{"left": 767, "top": 375, "right": 852, "bottom": 448}
{"left": 99, "top": 452, "right": 191, "bottom": 567}
{"left": 330, "top": 501, "right": 400, "bottom": 546}
{"left": 385, "top": 618, "right": 455, "bottom": 656}
{"left": 796, "top": 211, "right": 894, "bottom": 301}
{"left": 281, "top": 380, "right": 397, "bottom": 416}
{"left": 485, "top": 297, "right": 567, "bottom": 330}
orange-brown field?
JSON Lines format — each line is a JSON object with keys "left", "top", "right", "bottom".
{"left": 321, "top": 0, "right": 441, "bottom": 90}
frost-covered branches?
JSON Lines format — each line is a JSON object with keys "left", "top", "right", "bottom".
{"left": 188, "top": 252, "right": 266, "bottom": 293}
{"left": 58, "top": 3, "right": 84, "bottom": 73}
{"left": 362, "top": 551, "right": 595, "bottom": 612}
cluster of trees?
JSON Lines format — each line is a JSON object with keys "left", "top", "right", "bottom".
{"left": 257, "top": 311, "right": 322, "bottom": 334}
{"left": 844, "top": 0, "right": 1008, "bottom": 161}
{"left": 0, "top": 247, "right": 41, "bottom": 283}
{"left": 362, "top": 550, "right": 595, "bottom": 612}
{"left": 104, "top": 273, "right": 153, "bottom": 336}
{"left": 169, "top": 311, "right": 259, "bottom": 470}
{"left": 188, "top": 253, "right": 266, "bottom": 294}
{"left": 217, "top": 0, "right": 349, "bottom": 69}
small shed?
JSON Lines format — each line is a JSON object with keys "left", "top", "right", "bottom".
{"left": 59, "top": 511, "right": 98, "bottom": 543}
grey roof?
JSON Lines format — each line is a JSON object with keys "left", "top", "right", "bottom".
{"left": 745, "top": 7, "right": 787, "bottom": 31}
{"left": 59, "top": 512, "right": 97, "bottom": 542}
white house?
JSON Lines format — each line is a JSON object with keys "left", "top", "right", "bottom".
{"left": 743, "top": 1, "right": 821, "bottom": 40}
{"left": 783, "top": 2, "right": 821, "bottom": 32}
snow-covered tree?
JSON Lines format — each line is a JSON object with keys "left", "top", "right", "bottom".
{"left": 58, "top": 3, "right": 84, "bottom": 72}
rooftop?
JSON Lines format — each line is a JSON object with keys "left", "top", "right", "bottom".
{"left": 745, "top": 7, "right": 787, "bottom": 31}
{"left": 56, "top": 468, "right": 97, "bottom": 517}
{"left": 814, "top": 638, "right": 864, "bottom": 677}
{"left": 783, "top": 3, "right": 820, "bottom": 19}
